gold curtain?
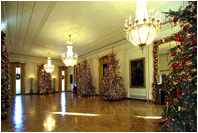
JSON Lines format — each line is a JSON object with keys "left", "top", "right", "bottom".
{"left": 58, "top": 67, "right": 67, "bottom": 93}
{"left": 10, "top": 62, "right": 26, "bottom": 96}
{"left": 99, "top": 56, "right": 108, "bottom": 92}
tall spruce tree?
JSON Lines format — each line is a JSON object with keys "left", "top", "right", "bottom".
{"left": 77, "top": 59, "right": 95, "bottom": 96}
{"left": 1, "top": 31, "right": 10, "bottom": 118}
{"left": 156, "top": 1, "right": 197, "bottom": 132}
{"left": 100, "top": 50, "right": 126, "bottom": 101}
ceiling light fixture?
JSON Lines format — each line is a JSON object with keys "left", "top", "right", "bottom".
{"left": 61, "top": 35, "right": 78, "bottom": 67}
{"left": 124, "top": 1, "right": 162, "bottom": 52}
{"left": 44, "top": 52, "right": 55, "bottom": 73}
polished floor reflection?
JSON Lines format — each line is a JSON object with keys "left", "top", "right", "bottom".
{"left": 1, "top": 92, "right": 162, "bottom": 132}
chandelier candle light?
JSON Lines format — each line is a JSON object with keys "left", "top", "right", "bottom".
{"left": 44, "top": 52, "right": 55, "bottom": 73}
{"left": 124, "top": 1, "right": 162, "bottom": 52}
{"left": 62, "top": 35, "right": 78, "bottom": 67}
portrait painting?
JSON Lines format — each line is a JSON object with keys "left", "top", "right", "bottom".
{"left": 129, "top": 58, "right": 145, "bottom": 88}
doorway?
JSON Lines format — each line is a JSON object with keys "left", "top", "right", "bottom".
{"left": 16, "top": 67, "right": 21, "bottom": 94}
{"left": 62, "top": 71, "right": 65, "bottom": 92}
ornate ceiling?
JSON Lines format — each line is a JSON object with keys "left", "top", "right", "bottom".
{"left": 2, "top": 1, "right": 187, "bottom": 60}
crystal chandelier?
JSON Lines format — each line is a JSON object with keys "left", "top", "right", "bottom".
{"left": 61, "top": 35, "right": 78, "bottom": 67}
{"left": 44, "top": 52, "right": 55, "bottom": 73}
{"left": 124, "top": 1, "right": 162, "bottom": 52}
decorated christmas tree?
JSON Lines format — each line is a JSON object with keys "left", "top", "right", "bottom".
{"left": 38, "top": 69, "right": 53, "bottom": 94}
{"left": 155, "top": 1, "right": 197, "bottom": 132}
{"left": 100, "top": 49, "right": 126, "bottom": 101}
{"left": 77, "top": 59, "right": 95, "bottom": 96}
{"left": 77, "top": 64, "right": 82, "bottom": 94}
{"left": 1, "top": 31, "right": 10, "bottom": 118}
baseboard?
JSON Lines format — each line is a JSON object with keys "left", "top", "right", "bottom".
{"left": 125, "top": 97, "right": 146, "bottom": 101}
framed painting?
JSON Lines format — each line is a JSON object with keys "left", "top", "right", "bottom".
{"left": 129, "top": 58, "right": 145, "bottom": 88}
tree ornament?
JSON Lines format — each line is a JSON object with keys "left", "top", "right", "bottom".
{"left": 172, "top": 62, "right": 178, "bottom": 68}
{"left": 164, "top": 122, "right": 168, "bottom": 127}
{"left": 183, "top": 26, "right": 188, "bottom": 31}
{"left": 194, "top": 91, "right": 197, "bottom": 94}
{"left": 179, "top": 36, "right": 184, "bottom": 42}
{"left": 176, "top": 48, "right": 181, "bottom": 53}
{"left": 158, "top": 121, "right": 161, "bottom": 124}
{"left": 173, "top": 81, "right": 177, "bottom": 86}
{"left": 194, "top": 56, "right": 197, "bottom": 60}
{"left": 192, "top": 47, "right": 196, "bottom": 51}
{"left": 171, "top": 52, "right": 176, "bottom": 56}
{"left": 187, "top": 68, "right": 191, "bottom": 72}
{"left": 177, "top": 32, "right": 180, "bottom": 35}
{"left": 186, "top": 61, "right": 192, "bottom": 67}
{"left": 191, "top": 68, "right": 197, "bottom": 73}
{"left": 191, "top": 39, "right": 197, "bottom": 45}
{"left": 187, "top": 90, "right": 191, "bottom": 94}
{"left": 173, "top": 17, "right": 178, "bottom": 23}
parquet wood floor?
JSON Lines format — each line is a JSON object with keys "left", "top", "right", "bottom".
{"left": 1, "top": 92, "right": 163, "bottom": 132}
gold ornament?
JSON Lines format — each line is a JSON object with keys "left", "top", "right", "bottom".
{"left": 173, "top": 23, "right": 177, "bottom": 26}
{"left": 194, "top": 91, "right": 197, "bottom": 94}
{"left": 170, "top": 88, "right": 173, "bottom": 91}
{"left": 194, "top": 56, "right": 197, "bottom": 60}
{"left": 195, "top": 83, "right": 197, "bottom": 86}
{"left": 173, "top": 81, "right": 177, "bottom": 86}
{"left": 176, "top": 48, "right": 181, "bottom": 53}
{"left": 192, "top": 68, "right": 197, "bottom": 73}
{"left": 181, "top": 71, "right": 186, "bottom": 75}
{"left": 178, "top": 106, "right": 181, "bottom": 111}
{"left": 186, "top": 61, "right": 192, "bottom": 67}
{"left": 172, "top": 119, "right": 174, "bottom": 121}
{"left": 182, "top": 93, "right": 184, "bottom": 95}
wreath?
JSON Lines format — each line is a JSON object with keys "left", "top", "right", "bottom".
{"left": 16, "top": 73, "right": 20, "bottom": 80}
{"left": 62, "top": 75, "right": 64, "bottom": 80}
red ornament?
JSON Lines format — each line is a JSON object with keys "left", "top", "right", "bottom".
{"left": 175, "top": 37, "right": 179, "bottom": 41}
{"left": 192, "top": 47, "right": 196, "bottom": 51}
{"left": 179, "top": 77, "right": 182, "bottom": 81}
{"left": 171, "top": 52, "right": 176, "bottom": 56}
{"left": 192, "top": 39, "right": 197, "bottom": 45}
{"left": 173, "top": 17, "right": 178, "bottom": 23}
{"left": 164, "top": 116, "right": 167, "bottom": 119}
{"left": 187, "top": 90, "right": 191, "bottom": 94}
{"left": 179, "top": 36, "right": 184, "bottom": 42}
{"left": 182, "top": 26, "right": 187, "bottom": 31}
{"left": 177, "top": 32, "right": 180, "bottom": 35}
{"left": 154, "top": 41, "right": 157, "bottom": 44}
{"left": 187, "top": 68, "right": 191, "bottom": 72}
{"left": 172, "top": 63, "right": 178, "bottom": 68}
{"left": 175, "top": 130, "right": 177, "bottom": 132}
{"left": 169, "top": 102, "right": 173, "bottom": 105}
{"left": 185, "top": 56, "right": 189, "bottom": 60}
{"left": 164, "top": 122, "right": 168, "bottom": 127}
{"left": 158, "top": 121, "right": 161, "bottom": 124}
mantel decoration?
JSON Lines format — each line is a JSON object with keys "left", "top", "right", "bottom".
{"left": 62, "top": 35, "right": 78, "bottom": 67}
{"left": 124, "top": 1, "right": 162, "bottom": 52}
{"left": 44, "top": 52, "right": 55, "bottom": 73}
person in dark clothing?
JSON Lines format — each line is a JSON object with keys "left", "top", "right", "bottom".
{"left": 73, "top": 85, "right": 77, "bottom": 93}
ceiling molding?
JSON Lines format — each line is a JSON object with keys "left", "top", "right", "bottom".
{"left": 15, "top": 1, "right": 24, "bottom": 52}
{"left": 30, "top": 1, "right": 57, "bottom": 48}
{"left": 21, "top": 1, "right": 38, "bottom": 52}
{"left": 31, "top": 45, "right": 66, "bottom": 53}
{"left": 103, "top": 1, "right": 128, "bottom": 19}
{"left": 9, "top": 53, "right": 62, "bottom": 63}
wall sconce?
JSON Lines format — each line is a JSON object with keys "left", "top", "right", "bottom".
{"left": 30, "top": 76, "right": 34, "bottom": 95}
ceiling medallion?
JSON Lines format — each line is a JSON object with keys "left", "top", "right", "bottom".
{"left": 44, "top": 52, "right": 55, "bottom": 73}
{"left": 61, "top": 35, "right": 78, "bottom": 67}
{"left": 124, "top": 1, "right": 162, "bottom": 52}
